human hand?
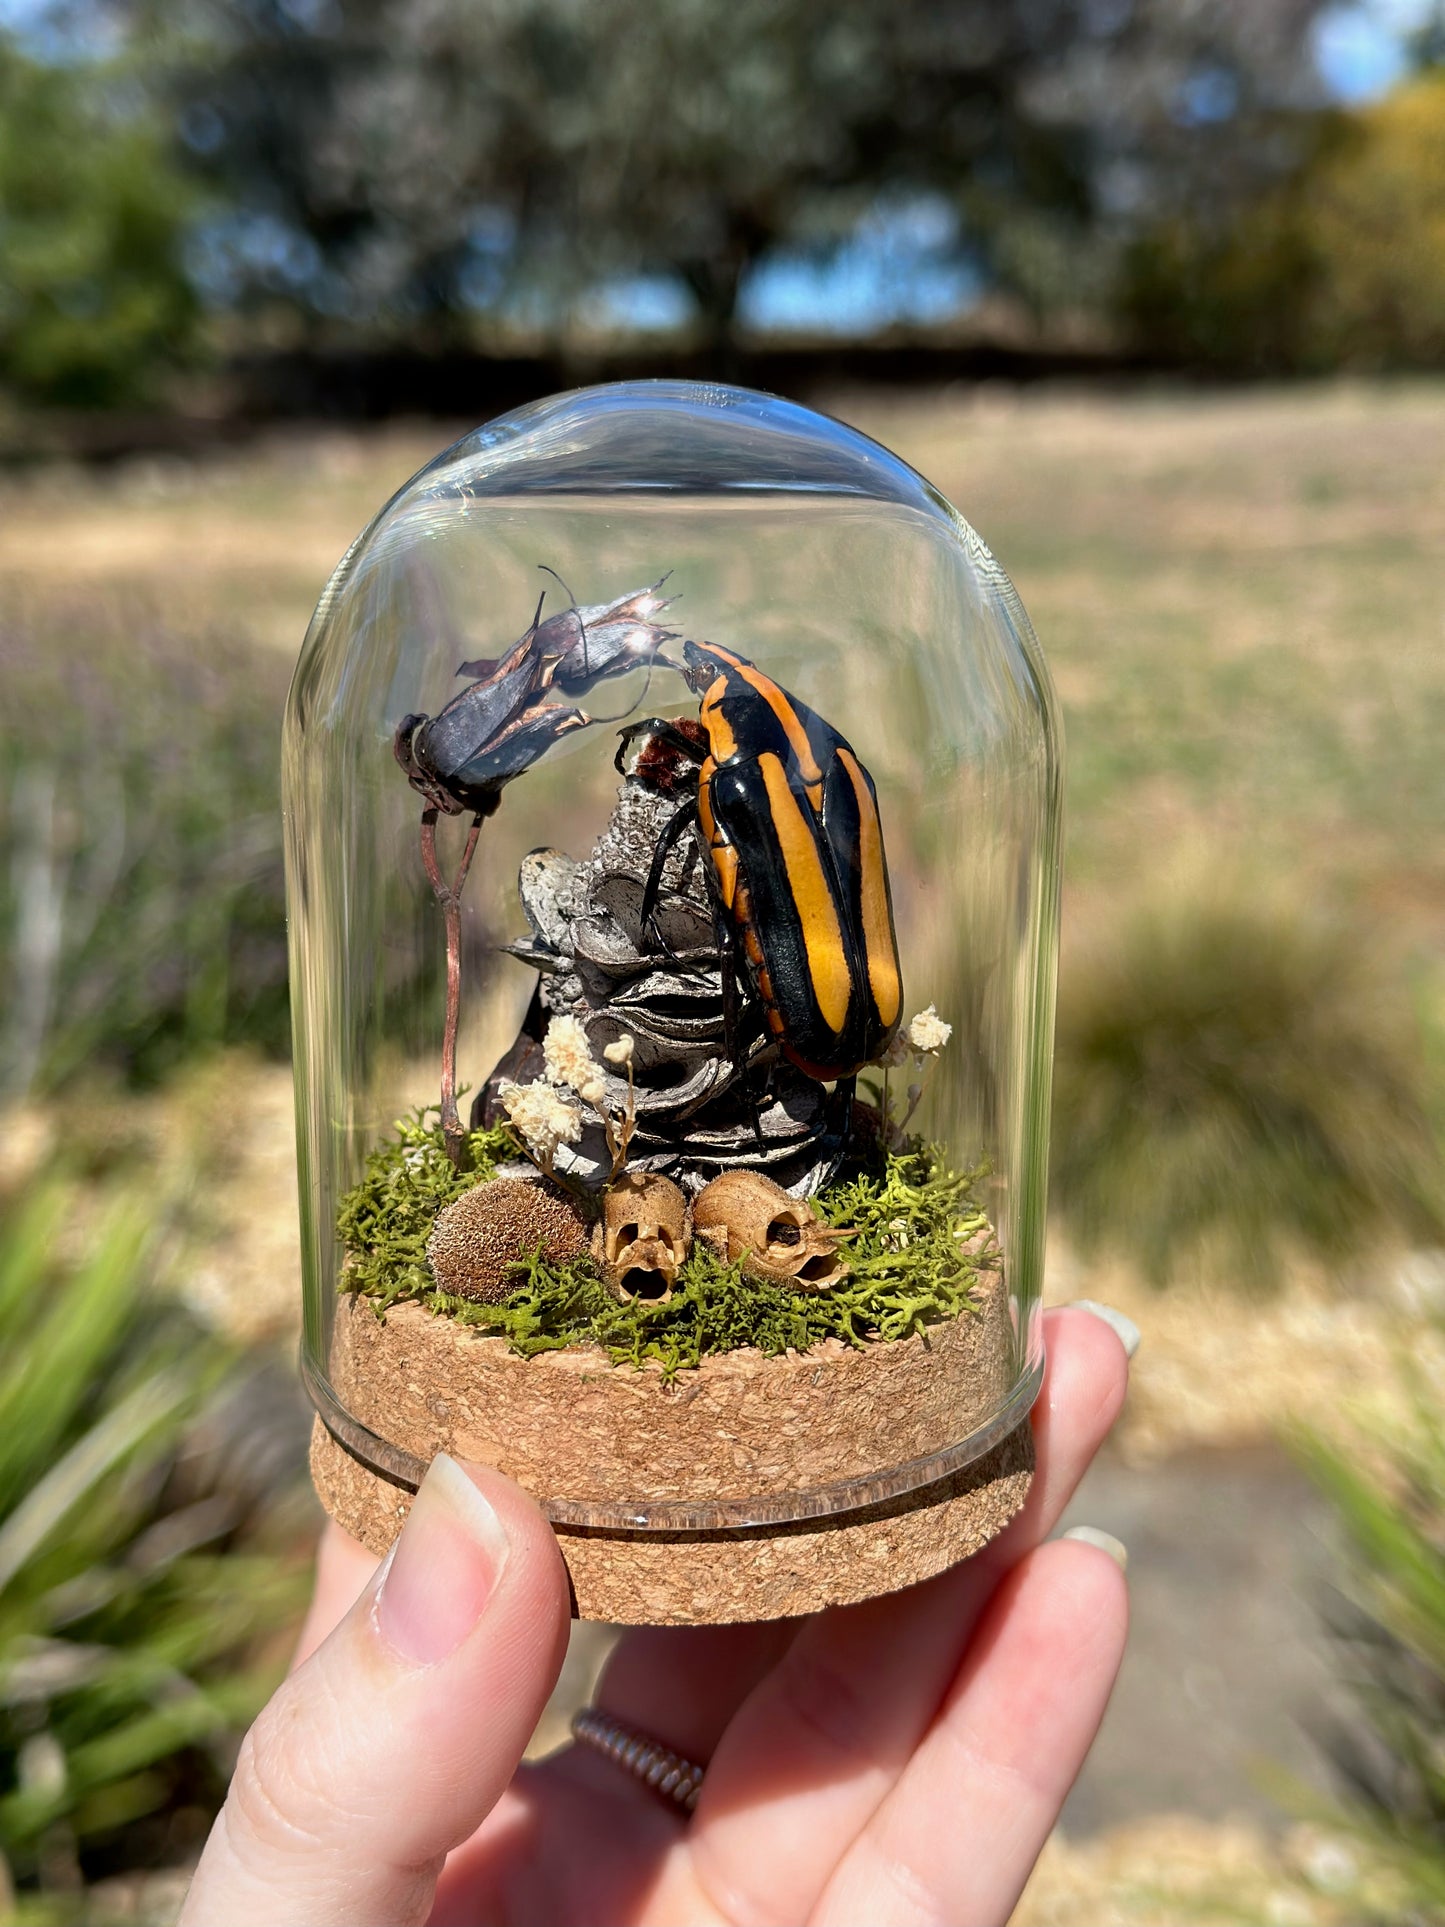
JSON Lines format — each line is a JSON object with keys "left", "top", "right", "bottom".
{"left": 181, "top": 1306, "right": 1130, "bottom": 1927}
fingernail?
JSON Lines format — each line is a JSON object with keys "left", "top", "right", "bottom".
{"left": 1062, "top": 1525, "right": 1129, "bottom": 1570}
{"left": 1067, "top": 1298, "right": 1141, "bottom": 1359}
{"left": 375, "top": 1455, "right": 511, "bottom": 1665}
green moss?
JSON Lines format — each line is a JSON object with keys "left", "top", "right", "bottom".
{"left": 337, "top": 1117, "right": 994, "bottom": 1377}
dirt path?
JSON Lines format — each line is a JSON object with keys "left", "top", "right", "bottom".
{"left": 1058, "top": 1442, "right": 1345, "bottom": 1833}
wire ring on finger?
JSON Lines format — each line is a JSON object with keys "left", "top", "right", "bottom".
{"left": 570, "top": 1707, "right": 705, "bottom": 1814}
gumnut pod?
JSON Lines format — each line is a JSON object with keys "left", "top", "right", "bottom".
{"left": 427, "top": 1175, "right": 591, "bottom": 1303}
{"left": 692, "top": 1170, "right": 851, "bottom": 1290}
{"left": 593, "top": 1169, "right": 691, "bottom": 1303}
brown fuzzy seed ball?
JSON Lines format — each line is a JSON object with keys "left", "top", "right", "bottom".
{"left": 427, "top": 1176, "right": 590, "bottom": 1304}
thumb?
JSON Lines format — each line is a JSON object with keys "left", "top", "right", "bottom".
{"left": 181, "top": 1454, "right": 571, "bottom": 1927}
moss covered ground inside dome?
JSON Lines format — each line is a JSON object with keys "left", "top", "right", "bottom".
{"left": 336, "top": 1111, "right": 995, "bottom": 1377}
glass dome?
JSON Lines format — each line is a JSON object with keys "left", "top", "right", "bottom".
{"left": 286, "top": 381, "right": 1060, "bottom": 1588}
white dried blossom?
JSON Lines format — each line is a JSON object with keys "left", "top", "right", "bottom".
{"left": 497, "top": 1079, "right": 582, "bottom": 1161}
{"left": 542, "top": 1014, "right": 605, "bottom": 1093}
{"left": 603, "top": 1034, "right": 635, "bottom": 1067}
{"left": 906, "top": 1005, "right": 952, "bottom": 1055}
{"left": 578, "top": 1076, "right": 608, "bottom": 1110}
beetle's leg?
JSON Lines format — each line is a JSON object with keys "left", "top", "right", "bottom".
{"left": 637, "top": 799, "right": 701, "bottom": 956}
{"left": 834, "top": 1073, "right": 857, "bottom": 1166}
{"left": 805, "top": 1073, "right": 857, "bottom": 1190}
{"left": 715, "top": 905, "right": 740, "bottom": 1066}
{"left": 711, "top": 912, "right": 768, "bottom": 1152}
{"left": 614, "top": 718, "right": 706, "bottom": 777}
{"left": 743, "top": 1051, "right": 768, "bottom": 1153}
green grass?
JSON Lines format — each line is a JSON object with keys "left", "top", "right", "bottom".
{"left": 338, "top": 1120, "right": 992, "bottom": 1377}
{"left": 1292, "top": 1357, "right": 1445, "bottom": 1921}
{"left": 0, "top": 1180, "right": 307, "bottom": 1902}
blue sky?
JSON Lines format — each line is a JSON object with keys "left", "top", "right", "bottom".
{"left": 1312, "top": 0, "right": 1435, "bottom": 97}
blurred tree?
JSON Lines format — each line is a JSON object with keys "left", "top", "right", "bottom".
{"left": 1122, "top": 66, "right": 1445, "bottom": 370}
{"left": 0, "top": 35, "right": 201, "bottom": 406}
{"left": 1305, "top": 67, "right": 1445, "bottom": 366}
{"left": 158, "top": 0, "right": 1330, "bottom": 355}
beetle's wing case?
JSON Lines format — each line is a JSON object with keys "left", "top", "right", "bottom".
{"left": 697, "top": 644, "right": 829, "bottom": 799}
{"left": 705, "top": 751, "right": 878, "bottom": 1077}
{"left": 689, "top": 638, "right": 904, "bottom": 1078}
{"left": 819, "top": 745, "right": 903, "bottom": 1048}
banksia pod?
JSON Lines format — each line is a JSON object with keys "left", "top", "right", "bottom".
{"left": 427, "top": 1176, "right": 590, "bottom": 1303}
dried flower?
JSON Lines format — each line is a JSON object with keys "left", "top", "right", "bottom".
{"left": 906, "top": 1005, "right": 952, "bottom": 1055}
{"left": 497, "top": 1079, "right": 582, "bottom": 1164}
{"left": 603, "top": 1034, "right": 635, "bottom": 1067}
{"left": 881, "top": 1032, "right": 912, "bottom": 1069}
{"left": 542, "top": 1014, "right": 605, "bottom": 1093}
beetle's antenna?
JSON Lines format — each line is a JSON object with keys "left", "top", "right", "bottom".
{"left": 528, "top": 587, "right": 546, "bottom": 634}
{"left": 588, "top": 663, "right": 654, "bottom": 726}
{"left": 538, "top": 562, "right": 587, "bottom": 677}
{"left": 537, "top": 562, "right": 577, "bottom": 603}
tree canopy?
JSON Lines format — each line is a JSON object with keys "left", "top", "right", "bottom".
{"left": 162, "top": 0, "right": 1330, "bottom": 349}
{"left": 0, "top": 35, "right": 200, "bottom": 405}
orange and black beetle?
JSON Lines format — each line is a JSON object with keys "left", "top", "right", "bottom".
{"left": 618, "top": 639, "right": 903, "bottom": 1083}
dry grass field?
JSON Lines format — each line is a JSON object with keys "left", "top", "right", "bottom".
{"left": 4, "top": 379, "right": 1442, "bottom": 1922}
{"left": 6, "top": 378, "right": 1439, "bottom": 907}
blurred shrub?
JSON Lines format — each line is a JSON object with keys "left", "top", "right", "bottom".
{"left": 1119, "top": 170, "right": 1329, "bottom": 374}
{"left": 1298, "top": 1361, "right": 1445, "bottom": 1919}
{"left": 0, "top": 1179, "right": 307, "bottom": 1902}
{"left": 1051, "top": 877, "right": 1443, "bottom": 1288}
{"left": 0, "top": 603, "right": 291, "bottom": 1096}
{"left": 0, "top": 39, "right": 201, "bottom": 408}
{"left": 1121, "top": 71, "right": 1445, "bottom": 371}
{"left": 1306, "top": 69, "right": 1445, "bottom": 369}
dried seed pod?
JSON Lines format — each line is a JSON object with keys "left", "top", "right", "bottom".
{"left": 593, "top": 1170, "right": 691, "bottom": 1303}
{"left": 693, "top": 1171, "right": 851, "bottom": 1291}
{"left": 427, "top": 1175, "right": 590, "bottom": 1304}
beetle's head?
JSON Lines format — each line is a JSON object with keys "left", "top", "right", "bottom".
{"left": 679, "top": 638, "right": 726, "bottom": 696}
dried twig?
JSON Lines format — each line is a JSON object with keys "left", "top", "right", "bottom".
{"left": 419, "top": 807, "right": 484, "bottom": 1167}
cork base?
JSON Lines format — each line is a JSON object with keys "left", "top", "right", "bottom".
{"left": 325, "top": 1264, "right": 1022, "bottom": 1510}
{"left": 308, "top": 1267, "right": 1036, "bottom": 1621}
{"left": 311, "top": 1412, "right": 1034, "bottom": 1622}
